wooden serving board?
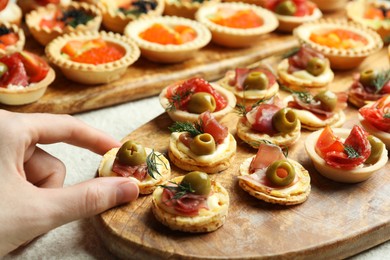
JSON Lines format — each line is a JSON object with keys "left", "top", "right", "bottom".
{"left": 0, "top": 31, "right": 298, "bottom": 114}
{"left": 92, "top": 48, "right": 390, "bottom": 259}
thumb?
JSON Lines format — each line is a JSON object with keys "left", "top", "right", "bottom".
{"left": 43, "top": 177, "right": 139, "bottom": 226}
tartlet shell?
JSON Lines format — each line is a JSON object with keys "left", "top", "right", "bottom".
{"left": 163, "top": 0, "right": 220, "bottom": 19}
{"left": 26, "top": 2, "right": 102, "bottom": 46}
{"left": 275, "top": 6, "right": 322, "bottom": 32}
{"left": 124, "top": 16, "right": 212, "bottom": 63}
{"left": 45, "top": 30, "right": 140, "bottom": 85}
{"left": 159, "top": 83, "right": 236, "bottom": 122}
{"left": 195, "top": 2, "right": 279, "bottom": 48}
{"left": 98, "top": 0, "right": 164, "bottom": 33}
{"left": 293, "top": 18, "right": 383, "bottom": 70}
{"left": 305, "top": 128, "right": 388, "bottom": 183}
{"left": 0, "top": 67, "right": 55, "bottom": 105}
{"left": 0, "top": 22, "right": 25, "bottom": 57}
{"left": 0, "top": 2, "right": 22, "bottom": 26}
{"left": 152, "top": 176, "right": 229, "bottom": 233}
{"left": 310, "top": 0, "right": 348, "bottom": 12}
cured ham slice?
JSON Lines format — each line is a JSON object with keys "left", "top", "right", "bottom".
{"left": 112, "top": 160, "right": 148, "bottom": 181}
{"left": 199, "top": 111, "right": 228, "bottom": 144}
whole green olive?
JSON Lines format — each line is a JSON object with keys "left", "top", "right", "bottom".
{"left": 187, "top": 92, "right": 217, "bottom": 114}
{"left": 313, "top": 90, "right": 338, "bottom": 112}
{"left": 365, "top": 135, "right": 384, "bottom": 165}
{"left": 266, "top": 159, "right": 296, "bottom": 186}
{"left": 359, "top": 69, "right": 378, "bottom": 87}
{"left": 190, "top": 133, "right": 216, "bottom": 155}
{"left": 306, "top": 57, "right": 326, "bottom": 76}
{"left": 275, "top": 0, "right": 297, "bottom": 16}
{"left": 243, "top": 71, "right": 269, "bottom": 90}
{"left": 181, "top": 171, "right": 211, "bottom": 196}
{"left": 0, "top": 62, "right": 8, "bottom": 78}
{"left": 272, "top": 108, "right": 298, "bottom": 134}
{"left": 116, "top": 140, "right": 147, "bottom": 166}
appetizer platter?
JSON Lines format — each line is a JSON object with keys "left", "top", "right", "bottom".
{"left": 92, "top": 47, "right": 390, "bottom": 259}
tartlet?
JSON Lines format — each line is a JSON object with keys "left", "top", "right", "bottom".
{"left": 218, "top": 67, "right": 279, "bottom": 105}
{"left": 236, "top": 96, "right": 301, "bottom": 148}
{"left": 160, "top": 77, "right": 236, "bottom": 122}
{"left": 346, "top": 0, "right": 390, "bottom": 42}
{"left": 294, "top": 18, "right": 383, "bottom": 70}
{"left": 195, "top": 2, "right": 278, "bottom": 48}
{"left": 305, "top": 126, "right": 388, "bottom": 183}
{"left": 238, "top": 143, "right": 311, "bottom": 205}
{"left": 0, "top": 1, "right": 22, "bottom": 25}
{"left": 0, "top": 51, "right": 55, "bottom": 105}
{"left": 98, "top": 0, "right": 164, "bottom": 34}
{"left": 277, "top": 44, "right": 334, "bottom": 90}
{"left": 152, "top": 173, "right": 229, "bottom": 232}
{"left": 124, "top": 16, "right": 211, "bottom": 63}
{"left": 45, "top": 30, "right": 140, "bottom": 85}
{"left": 0, "top": 23, "right": 25, "bottom": 58}
{"left": 359, "top": 95, "right": 390, "bottom": 148}
{"left": 17, "top": 0, "right": 71, "bottom": 14}
{"left": 264, "top": 0, "right": 322, "bottom": 32}
{"left": 163, "top": 0, "right": 220, "bottom": 19}
{"left": 98, "top": 140, "right": 171, "bottom": 195}
{"left": 168, "top": 111, "right": 236, "bottom": 174}
{"left": 26, "top": 2, "right": 102, "bottom": 46}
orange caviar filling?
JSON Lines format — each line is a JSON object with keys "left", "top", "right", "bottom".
{"left": 209, "top": 8, "right": 263, "bottom": 29}
{"left": 61, "top": 38, "right": 125, "bottom": 65}
{"left": 40, "top": 10, "right": 65, "bottom": 29}
{"left": 309, "top": 29, "right": 368, "bottom": 49}
{"left": 364, "top": 7, "right": 390, "bottom": 20}
{"left": 139, "top": 23, "right": 197, "bottom": 45}
{"left": 0, "top": 33, "right": 18, "bottom": 49}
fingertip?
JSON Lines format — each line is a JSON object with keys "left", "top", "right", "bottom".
{"left": 116, "top": 180, "right": 139, "bottom": 204}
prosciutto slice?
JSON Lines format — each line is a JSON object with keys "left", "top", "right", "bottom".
{"left": 199, "top": 111, "right": 228, "bottom": 144}
{"left": 349, "top": 73, "right": 390, "bottom": 103}
{"left": 288, "top": 45, "right": 325, "bottom": 73}
{"left": 112, "top": 159, "right": 148, "bottom": 181}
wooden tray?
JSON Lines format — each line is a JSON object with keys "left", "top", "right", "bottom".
{"left": 92, "top": 48, "right": 390, "bottom": 259}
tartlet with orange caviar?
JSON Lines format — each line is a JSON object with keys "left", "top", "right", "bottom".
{"left": 163, "top": 0, "right": 220, "bottom": 19}
{"left": 195, "top": 2, "right": 278, "bottom": 48}
{"left": 160, "top": 77, "right": 236, "bottom": 122}
{"left": 294, "top": 19, "right": 383, "bottom": 70}
{"left": 98, "top": 0, "right": 164, "bottom": 34}
{"left": 346, "top": 0, "right": 390, "bottom": 42}
{"left": 0, "top": 23, "right": 25, "bottom": 58}
{"left": 26, "top": 2, "right": 102, "bottom": 46}
{"left": 264, "top": 0, "right": 322, "bottom": 32}
{"left": 124, "top": 16, "right": 211, "bottom": 63}
{"left": 45, "top": 31, "right": 140, "bottom": 85}
{"left": 0, "top": 51, "right": 55, "bottom": 105}
{"left": 0, "top": 0, "right": 22, "bottom": 25}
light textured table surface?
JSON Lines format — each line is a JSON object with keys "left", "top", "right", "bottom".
{"left": 3, "top": 96, "right": 390, "bottom": 259}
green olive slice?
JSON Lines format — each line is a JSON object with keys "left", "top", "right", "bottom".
{"left": 243, "top": 71, "right": 269, "bottom": 90}
{"left": 181, "top": 171, "right": 211, "bottom": 195}
{"left": 187, "top": 92, "right": 217, "bottom": 114}
{"left": 365, "top": 135, "right": 384, "bottom": 165}
{"left": 275, "top": 0, "right": 297, "bottom": 16}
{"left": 116, "top": 140, "right": 147, "bottom": 166}
{"left": 266, "top": 160, "right": 296, "bottom": 186}
{"left": 359, "top": 69, "right": 378, "bottom": 87}
{"left": 272, "top": 108, "right": 298, "bottom": 134}
{"left": 306, "top": 57, "right": 326, "bottom": 76}
{"left": 190, "top": 133, "right": 216, "bottom": 155}
{"left": 0, "top": 62, "right": 8, "bottom": 78}
{"left": 313, "top": 90, "right": 338, "bottom": 112}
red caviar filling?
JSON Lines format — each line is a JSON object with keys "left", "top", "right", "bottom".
{"left": 364, "top": 7, "right": 390, "bottom": 20}
{"left": 209, "top": 8, "right": 263, "bottom": 29}
{"left": 309, "top": 29, "right": 368, "bottom": 49}
{"left": 139, "top": 23, "right": 197, "bottom": 45}
{"left": 0, "top": 32, "right": 18, "bottom": 50}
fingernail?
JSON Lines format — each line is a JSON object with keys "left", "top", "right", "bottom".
{"left": 116, "top": 181, "right": 139, "bottom": 204}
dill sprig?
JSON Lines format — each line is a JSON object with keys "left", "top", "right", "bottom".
{"left": 61, "top": 10, "right": 93, "bottom": 28}
{"left": 159, "top": 181, "right": 195, "bottom": 200}
{"left": 118, "top": 0, "right": 157, "bottom": 16}
{"left": 165, "top": 89, "right": 193, "bottom": 112}
{"left": 281, "top": 85, "right": 313, "bottom": 104}
{"left": 168, "top": 121, "right": 202, "bottom": 136}
{"left": 384, "top": 113, "right": 390, "bottom": 118}
{"left": 344, "top": 146, "right": 360, "bottom": 158}
{"left": 146, "top": 150, "right": 167, "bottom": 179}
{"left": 235, "top": 99, "right": 268, "bottom": 117}
{"left": 373, "top": 69, "right": 390, "bottom": 93}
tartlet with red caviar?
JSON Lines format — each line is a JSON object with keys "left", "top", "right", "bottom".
{"left": 264, "top": 0, "right": 322, "bottom": 32}
{"left": 160, "top": 77, "right": 236, "bottom": 122}
{"left": 45, "top": 31, "right": 140, "bottom": 85}
{"left": 0, "top": 23, "right": 25, "bottom": 58}
{"left": 26, "top": 2, "right": 102, "bottom": 46}
{"left": 0, "top": 51, "right": 55, "bottom": 105}
{"left": 124, "top": 16, "right": 211, "bottom": 63}
{"left": 195, "top": 2, "right": 278, "bottom": 48}
{"left": 98, "top": 0, "right": 164, "bottom": 33}
{"left": 294, "top": 19, "right": 383, "bottom": 69}
{"left": 305, "top": 125, "right": 388, "bottom": 183}
{"left": 163, "top": 0, "right": 220, "bottom": 19}
{"left": 17, "top": 0, "right": 71, "bottom": 14}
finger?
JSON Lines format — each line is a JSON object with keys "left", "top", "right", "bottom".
{"left": 39, "top": 177, "right": 139, "bottom": 226}
{"left": 22, "top": 113, "right": 121, "bottom": 155}
{"left": 24, "top": 147, "right": 66, "bottom": 188}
